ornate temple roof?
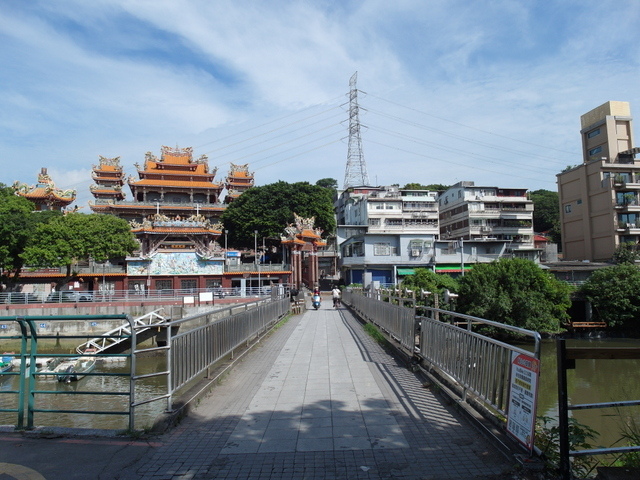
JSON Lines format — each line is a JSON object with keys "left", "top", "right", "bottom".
{"left": 224, "top": 163, "right": 254, "bottom": 203}
{"left": 281, "top": 214, "right": 326, "bottom": 247}
{"left": 13, "top": 168, "right": 76, "bottom": 210}
{"left": 90, "top": 156, "right": 126, "bottom": 201}
{"left": 127, "top": 146, "right": 222, "bottom": 195}
{"left": 93, "top": 155, "right": 124, "bottom": 173}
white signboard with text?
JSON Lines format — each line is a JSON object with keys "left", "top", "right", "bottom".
{"left": 506, "top": 352, "right": 540, "bottom": 451}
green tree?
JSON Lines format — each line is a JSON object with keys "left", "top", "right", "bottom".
{"left": 530, "top": 189, "right": 561, "bottom": 243}
{"left": 612, "top": 242, "right": 640, "bottom": 265}
{"left": 21, "top": 213, "right": 138, "bottom": 286}
{"left": 0, "top": 185, "right": 63, "bottom": 289}
{"left": 456, "top": 258, "right": 571, "bottom": 333}
{"left": 221, "top": 181, "right": 336, "bottom": 248}
{"left": 315, "top": 178, "right": 338, "bottom": 190}
{"left": 579, "top": 264, "right": 640, "bottom": 331}
{"left": 400, "top": 268, "right": 458, "bottom": 308}
{"left": 403, "top": 183, "right": 449, "bottom": 192}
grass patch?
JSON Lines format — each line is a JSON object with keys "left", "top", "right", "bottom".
{"left": 363, "top": 323, "right": 388, "bottom": 347}
{"left": 272, "top": 315, "right": 291, "bottom": 332}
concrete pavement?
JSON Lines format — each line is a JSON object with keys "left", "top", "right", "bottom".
{"left": 0, "top": 301, "right": 514, "bottom": 479}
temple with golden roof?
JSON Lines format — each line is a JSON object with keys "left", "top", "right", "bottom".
{"left": 12, "top": 168, "right": 76, "bottom": 211}
{"left": 84, "top": 145, "right": 290, "bottom": 295}
{"left": 90, "top": 146, "right": 226, "bottom": 223}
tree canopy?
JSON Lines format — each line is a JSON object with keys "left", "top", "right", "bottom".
{"left": 400, "top": 268, "right": 458, "bottom": 308}
{"left": 221, "top": 181, "right": 336, "bottom": 249}
{"left": 21, "top": 213, "right": 138, "bottom": 283}
{"left": 456, "top": 258, "right": 571, "bottom": 333}
{"left": 579, "top": 264, "right": 640, "bottom": 331}
{"left": 530, "top": 189, "right": 561, "bottom": 243}
{"left": 315, "top": 178, "right": 338, "bottom": 190}
{"left": 612, "top": 242, "right": 640, "bottom": 265}
{"left": 0, "top": 185, "right": 63, "bottom": 288}
{"left": 403, "top": 183, "right": 449, "bottom": 192}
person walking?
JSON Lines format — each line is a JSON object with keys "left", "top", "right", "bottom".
{"left": 331, "top": 286, "right": 341, "bottom": 308}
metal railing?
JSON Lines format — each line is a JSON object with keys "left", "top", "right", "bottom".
{"left": 0, "top": 293, "right": 290, "bottom": 431}
{"left": 0, "top": 315, "right": 137, "bottom": 431}
{"left": 342, "top": 289, "right": 540, "bottom": 419}
{"left": 131, "top": 293, "right": 291, "bottom": 413}
{"left": 343, "top": 289, "right": 416, "bottom": 352}
{"left": 419, "top": 308, "right": 540, "bottom": 416}
{"left": 2, "top": 286, "right": 280, "bottom": 305}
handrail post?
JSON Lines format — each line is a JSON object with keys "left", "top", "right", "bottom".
{"left": 557, "top": 338, "right": 571, "bottom": 480}
{"left": 25, "top": 319, "right": 38, "bottom": 430}
{"left": 128, "top": 314, "right": 136, "bottom": 432}
{"left": 166, "top": 319, "right": 173, "bottom": 412}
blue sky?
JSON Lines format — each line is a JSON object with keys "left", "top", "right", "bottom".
{"left": 1, "top": 0, "right": 640, "bottom": 208}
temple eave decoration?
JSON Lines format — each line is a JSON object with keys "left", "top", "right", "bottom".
{"left": 13, "top": 168, "right": 76, "bottom": 210}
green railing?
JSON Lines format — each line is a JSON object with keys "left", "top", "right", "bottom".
{"left": 0, "top": 315, "right": 136, "bottom": 431}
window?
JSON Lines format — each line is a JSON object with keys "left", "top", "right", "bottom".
{"left": 374, "top": 243, "right": 391, "bottom": 256}
{"left": 589, "top": 146, "right": 603, "bottom": 156}
{"left": 587, "top": 128, "right": 600, "bottom": 138}
{"left": 564, "top": 204, "right": 572, "bottom": 214}
{"left": 368, "top": 218, "right": 380, "bottom": 226}
{"left": 156, "top": 280, "right": 172, "bottom": 291}
{"left": 181, "top": 279, "right": 197, "bottom": 291}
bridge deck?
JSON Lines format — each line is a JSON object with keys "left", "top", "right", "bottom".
{"left": 130, "top": 302, "right": 512, "bottom": 479}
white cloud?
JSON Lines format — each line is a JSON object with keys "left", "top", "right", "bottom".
{"left": 1, "top": 0, "right": 639, "bottom": 203}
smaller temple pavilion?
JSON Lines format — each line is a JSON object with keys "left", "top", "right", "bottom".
{"left": 90, "top": 156, "right": 126, "bottom": 203}
{"left": 224, "top": 163, "right": 254, "bottom": 203}
{"left": 281, "top": 214, "right": 327, "bottom": 289}
{"left": 13, "top": 168, "right": 76, "bottom": 211}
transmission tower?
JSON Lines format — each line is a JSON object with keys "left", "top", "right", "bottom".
{"left": 343, "top": 72, "right": 370, "bottom": 188}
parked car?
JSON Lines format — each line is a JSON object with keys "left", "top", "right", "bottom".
{"left": 0, "top": 292, "right": 41, "bottom": 304}
{"left": 45, "top": 291, "right": 94, "bottom": 303}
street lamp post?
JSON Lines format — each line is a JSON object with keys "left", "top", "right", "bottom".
{"left": 254, "top": 230, "right": 258, "bottom": 295}
{"left": 224, "top": 229, "right": 228, "bottom": 267}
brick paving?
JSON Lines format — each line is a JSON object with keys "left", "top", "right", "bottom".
{"left": 119, "top": 303, "right": 513, "bottom": 479}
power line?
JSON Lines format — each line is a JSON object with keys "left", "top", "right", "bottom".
{"left": 367, "top": 92, "right": 579, "bottom": 156}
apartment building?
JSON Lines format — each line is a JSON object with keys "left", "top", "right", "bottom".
{"left": 335, "top": 185, "right": 440, "bottom": 285}
{"left": 557, "top": 101, "right": 640, "bottom": 261}
{"left": 438, "top": 181, "right": 538, "bottom": 261}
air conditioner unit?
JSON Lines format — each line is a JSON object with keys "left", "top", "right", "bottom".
{"left": 411, "top": 249, "right": 421, "bottom": 257}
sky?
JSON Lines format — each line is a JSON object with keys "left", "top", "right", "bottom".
{"left": 2, "top": 0, "right": 640, "bottom": 209}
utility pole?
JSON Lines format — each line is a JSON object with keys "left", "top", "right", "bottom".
{"left": 343, "top": 72, "right": 370, "bottom": 188}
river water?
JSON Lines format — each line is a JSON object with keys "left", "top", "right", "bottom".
{"left": 2, "top": 337, "right": 639, "bottom": 453}
{"left": 0, "top": 351, "right": 168, "bottom": 431}
{"left": 535, "top": 337, "right": 640, "bottom": 453}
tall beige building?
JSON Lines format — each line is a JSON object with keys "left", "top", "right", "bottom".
{"left": 557, "top": 101, "right": 640, "bottom": 261}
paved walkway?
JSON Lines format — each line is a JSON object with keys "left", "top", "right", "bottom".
{"left": 0, "top": 302, "right": 513, "bottom": 479}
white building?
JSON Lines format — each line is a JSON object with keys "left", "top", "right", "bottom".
{"left": 438, "top": 181, "right": 539, "bottom": 262}
{"left": 336, "top": 185, "right": 440, "bottom": 285}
